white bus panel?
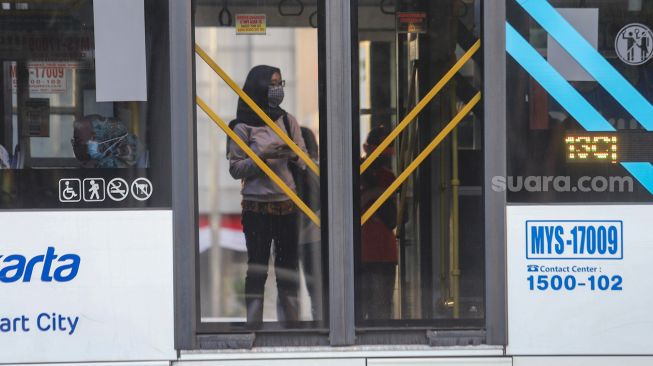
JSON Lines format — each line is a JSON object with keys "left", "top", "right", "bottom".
{"left": 0, "top": 211, "right": 175, "bottom": 364}
{"left": 508, "top": 205, "right": 653, "bottom": 354}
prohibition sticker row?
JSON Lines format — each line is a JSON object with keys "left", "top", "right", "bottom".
{"left": 58, "top": 178, "right": 153, "bottom": 203}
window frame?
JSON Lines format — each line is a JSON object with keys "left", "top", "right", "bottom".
{"left": 171, "top": 0, "right": 509, "bottom": 350}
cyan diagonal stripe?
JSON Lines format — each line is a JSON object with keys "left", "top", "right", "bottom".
{"left": 515, "top": 0, "right": 653, "bottom": 131}
{"left": 508, "top": 14, "right": 653, "bottom": 195}
{"left": 506, "top": 23, "right": 614, "bottom": 132}
{"left": 621, "top": 162, "right": 653, "bottom": 195}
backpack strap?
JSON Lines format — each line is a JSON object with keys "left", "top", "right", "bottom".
{"left": 226, "top": 119, "right": 243, "bottom": 158}
{"left": 282, "top": 112, "right": 294, "bottom": 141}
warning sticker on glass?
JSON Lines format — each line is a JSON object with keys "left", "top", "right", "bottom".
{"left": 396, "top": 12, "right": 427, "bottom": 34}
{"left": 236, "top": 14, "right": 266, "bottom": 35}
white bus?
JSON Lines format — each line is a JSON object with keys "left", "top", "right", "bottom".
{"left": 1, "top": 1, "right": 652, "bottom": 366}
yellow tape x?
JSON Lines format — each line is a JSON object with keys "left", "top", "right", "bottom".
{"left": 197, "top": 96, "right": 320, "bottom": 227}
{"left": 360, "top": 40, "right": 481, "bottom": 174}
{"left": 361, "top": 92, "right": 481, "bottom": 225}
{"left": 195, "top": 44, "right": 320, "bottom": 176}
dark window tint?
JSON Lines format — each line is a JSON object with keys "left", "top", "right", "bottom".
{"left": 0, "top": 0, "right": 171, "bottom": 208}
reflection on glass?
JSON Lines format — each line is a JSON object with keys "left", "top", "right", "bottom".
{"left": 71, "top": 115, "right": 144, "bottom": 168}
{"left": 356, "top": 0, "right": 484, "bottom": 326}
{"left": 195, "top": 0, "right": 324, "bottom": 330}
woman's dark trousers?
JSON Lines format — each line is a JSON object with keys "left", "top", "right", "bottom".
{"left": 242, "top": 211, "right": 299, "bottom": 326}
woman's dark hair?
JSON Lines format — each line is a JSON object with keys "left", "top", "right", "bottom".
{"left": 234, "top": 65, "right": 284, "bottom": 127}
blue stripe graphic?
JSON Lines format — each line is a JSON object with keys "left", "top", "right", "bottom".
{"left": 506, "top": 23, "right": 614, "bottom": 132}
{"left": 621, "top": 162, "right": 653, "bottom": 195}
{"left": 507, "top": 21, "right": 653, "bottom": 196}
{"left": 515, "top": 0, "right": 653, "bottom": 131}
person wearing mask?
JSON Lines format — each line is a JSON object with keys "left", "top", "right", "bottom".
{"left": 359, "top": 125, "right": 398, "bottom": 320}
{"left": 228, "top": 65, "right": 307, "bottom": 327}
{"left": 71, "top": 115, "right": 142, "bottom": 168}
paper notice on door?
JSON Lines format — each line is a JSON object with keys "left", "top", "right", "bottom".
{"left": 93, "top": 0, "right": 147, "bottom": 101}
{"left": 236, "top": 14, "right": 267, "bottom": 35}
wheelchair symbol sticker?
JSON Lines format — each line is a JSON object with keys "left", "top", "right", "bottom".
{"left": 131, "top": 178, "right": 153, "bottom": 201}
{"left": 107, "top": 178, "right": 129, "bottom": 201}
{"left": 59, "top": 179, "right": 81, "bottom": 202}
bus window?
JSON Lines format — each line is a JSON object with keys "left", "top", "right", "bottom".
{"left": 507, "top": 0, "right": 653, "bottom": 203}
{"left": 194, "top": 0, "right": 325, "bottom": 331}
{"left": 0, "top": 1, "right": 172, "bottom": 209}
{"left": 356, "top": 1, "right": 484, "bottom": 327}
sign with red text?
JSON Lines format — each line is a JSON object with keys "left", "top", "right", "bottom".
{"left": 396, "top": 12, "right": 427, "bottom": 34}
{"left": 236, "top": 14, "right": 267, "bottom": 35}
{"left": 11, "top": 62, "right": 77, "bottom": 94}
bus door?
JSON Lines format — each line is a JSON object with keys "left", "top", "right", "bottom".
{"left": 356, "top": 0, "right": 484, "bottom": 326}
{"left": 193, "top": 0, "right": 326, "bottom": 333}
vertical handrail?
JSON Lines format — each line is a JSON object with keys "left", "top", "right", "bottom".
{"left": 450, "top": 98, "right": 461, "bottom": 318}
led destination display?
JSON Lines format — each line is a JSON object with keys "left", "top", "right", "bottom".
{"left": 565, "top": 131, "right": 653, "bottom": 163}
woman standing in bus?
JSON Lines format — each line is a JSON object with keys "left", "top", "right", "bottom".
{"left": 228, "top": 65, "right": 307, "bottom": 327}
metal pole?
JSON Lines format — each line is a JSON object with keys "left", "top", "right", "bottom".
{"left": 450, "top": 89, "right": 461, "bottom": 319}
{"left": 483, "top": 0, "right": 507, "bottom": 345}
{"left": 170, "top": 0, "right": 198, "bottom": 350}
{"left": 325, "top": 0, "right": 355, "bottom": 346}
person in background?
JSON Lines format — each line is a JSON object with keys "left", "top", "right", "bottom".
{"left": 296, "top": 126, "right": 324, "bottom": 321}
{"left": 359, "top": 125, "right": 398, "bottom": 320}
{"left": 71, "top": 115, "right": 142, "bottom": 168}
{"left": 228, "top": 65, "right": 307, "bottom": 327}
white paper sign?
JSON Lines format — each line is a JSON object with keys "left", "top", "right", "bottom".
{"left": 0, "top": 211, "right": 175, "bottom": 363}
{"left": 507, "top": 205, "right": 653, "bottom": 355}
{"left": 93, "top": 0, "right": 147, "bottom": 101}
{"left": 547, "top": 8, "right": 598, "bottom": 81}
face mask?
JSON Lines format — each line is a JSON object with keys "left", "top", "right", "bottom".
{"left": 268, "top": 85, "right": 284, "bottom": 108}
{"left": 87, "top": 134, "right": 129, "bottom": 160}
{"left": 87, "top": 140, "right": 104, "bottom": 160}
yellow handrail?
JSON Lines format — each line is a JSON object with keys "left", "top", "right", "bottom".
{"left": 360, "top": 39, "right": 481, "bottom": 174}
{"left": 361, "top": 92, "right": 481, "bottom": 225}
{"left": 197, "top": 96, "right": 320, "bottom": 227}
{"left": 195, "top": 43, "right": 320, "bottom": 176}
